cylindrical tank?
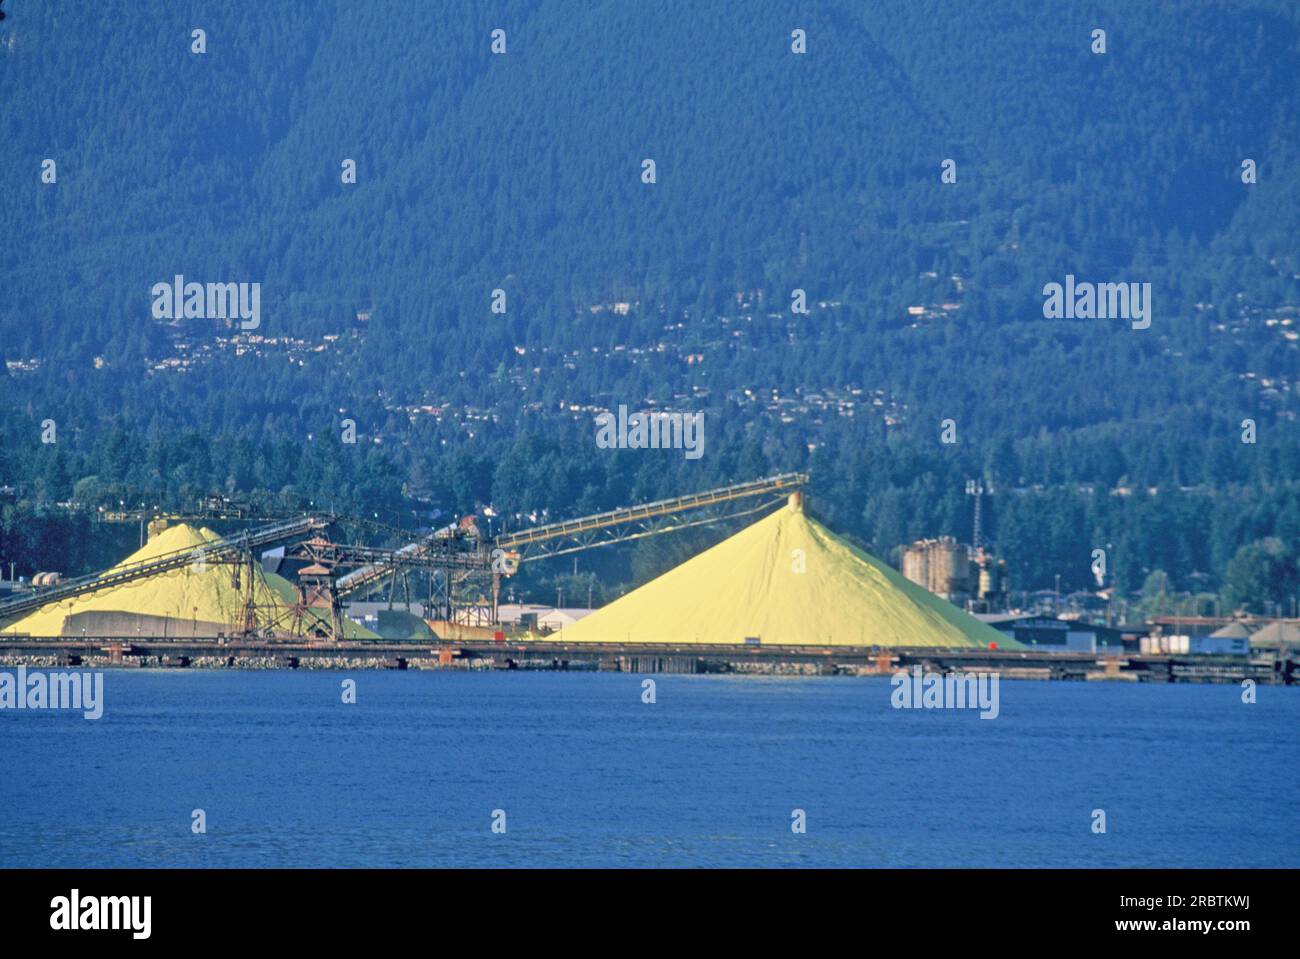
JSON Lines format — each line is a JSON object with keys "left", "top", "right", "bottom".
{"left": 979, "top": 561, "right": 999, "bottom": 598}
{"left": 929, "top": 538, "right": 968, "bottom": 596}
{"left": 902, "top": 544, "right": 930, "bottom": 589}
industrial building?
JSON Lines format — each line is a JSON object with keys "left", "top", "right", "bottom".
{"left": 980, "top": 614, "right": 1125, "bottom": 652}
{"left": 497, "top": 604, "right": 593, "bottom": 633}
{"left": 1198, "top": 622, "right": 1252, "bottom": 656}
{"left": 1140, "top": 622, "right": 1253, "bottom": 656}
{"left": 901, "top": 537, "right": 1008, "bottom": 610}
{"left": 1249, "top": 620, "right": 1300, "bottom": 654}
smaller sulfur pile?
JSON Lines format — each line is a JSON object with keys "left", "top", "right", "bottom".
{"left": 1, "top": 524, "right": 375, "bottom": 639}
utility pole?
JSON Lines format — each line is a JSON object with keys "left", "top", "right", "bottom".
{"left": 965, "top": 479, "right": 985, "bottom": 550}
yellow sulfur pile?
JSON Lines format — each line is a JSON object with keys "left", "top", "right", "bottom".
{"left": 556, "top": 495, "right": 1019, "bottom": 649}
{"left": 1, "top": 524, "right": 375, "bottom": 639}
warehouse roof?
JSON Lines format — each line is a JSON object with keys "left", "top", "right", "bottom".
{"left": 1250, "top": 620, "right": 1300, "bottom": 650}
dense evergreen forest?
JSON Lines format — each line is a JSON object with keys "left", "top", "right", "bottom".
{"left": 1, "top": 1, "right": 1298, "bottom": 612}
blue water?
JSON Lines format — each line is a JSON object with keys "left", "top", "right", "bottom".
{"left": 1, "top": 671, "right": 1296, "bottom": 868}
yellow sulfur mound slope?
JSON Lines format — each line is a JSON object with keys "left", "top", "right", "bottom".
{"left": 556, "top": 497, "right": 1019, "bottom": 649}
{"left": 2, "top": 524, "right": 375, "bottom": 639}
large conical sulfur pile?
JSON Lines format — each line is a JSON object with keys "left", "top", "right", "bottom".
{"left": 1, "top": 524, "right": 375, "bottom": 639}
{"left": 557, "top": 496, "right": 1018, "bottom": 649}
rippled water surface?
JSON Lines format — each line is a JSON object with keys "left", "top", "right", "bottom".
{"left": 2, "top": 670, "right": 1296, "bottom": 867}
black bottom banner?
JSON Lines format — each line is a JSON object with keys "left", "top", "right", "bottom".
{"left": 0, "top": 868, "right": 1289, "bottom": 946}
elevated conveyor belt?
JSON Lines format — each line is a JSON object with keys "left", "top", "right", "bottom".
{"left": 495, "top": 472, "right": 808, "bottom": 549}
{"left": 336, "top": 473, "right": 809, "bottom": 595}
{"left": 0, "top": 515, "right": 330, "bottom": 620}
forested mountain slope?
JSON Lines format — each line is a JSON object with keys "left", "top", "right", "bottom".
{"left": 1, "top": 0, "right": 1297, "bottom": 603}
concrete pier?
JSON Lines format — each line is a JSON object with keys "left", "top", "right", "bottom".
{"left": 0, "top": 635, "right": 1294, "bottom": 683}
